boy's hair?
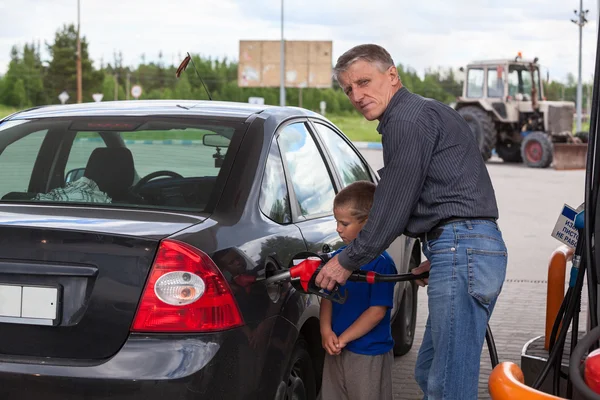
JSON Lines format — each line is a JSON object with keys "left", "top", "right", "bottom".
{"left": 333, "top": 180, "right": 376, "bottom": 222}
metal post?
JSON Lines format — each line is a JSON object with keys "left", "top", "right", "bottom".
{"left": 279, "top": 0, "right": 285, "bottom": 107}
{"left": 572, "top": 0, "right": 589, "bottom": 133}
{"left": 76, "top": 0, "right": 82, "bottom": 103}
{"left": 577, "top": 0, "right": 583, "bottom": 132}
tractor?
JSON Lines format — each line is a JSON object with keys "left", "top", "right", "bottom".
{"left": 454, "top": 54, "right": 578, "bottom": 168}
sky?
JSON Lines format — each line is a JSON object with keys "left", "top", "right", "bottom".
{"left": 0, "top": 0, "right": 599, "bottom": 85}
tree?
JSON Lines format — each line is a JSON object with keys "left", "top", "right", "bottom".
{"left": 0, "top": 43, "right": 46, "bottom": 107}
{"left": 45, "top": 24, "right": 102, "bottom": 103}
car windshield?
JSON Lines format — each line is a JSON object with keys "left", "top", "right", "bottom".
{"left": 0, "top": 116, "right": 246, "bottom": 213}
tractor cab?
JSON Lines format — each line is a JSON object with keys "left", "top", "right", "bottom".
{"left": 463, "top": 55, "right": 544, "bottom": 103}
{"left": 456, "top": 53, "right": 579, "bottom": 169}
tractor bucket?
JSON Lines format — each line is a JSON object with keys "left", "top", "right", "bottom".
{"left": 553, "top": 143, "right": 588, "bottom": 170}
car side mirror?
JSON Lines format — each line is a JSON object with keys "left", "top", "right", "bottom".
{"left": 65, "top": 167, "right": 85, "bottom": 183}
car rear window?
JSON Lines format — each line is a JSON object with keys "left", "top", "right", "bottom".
{"left": 0, "top": 116, "right": 246, "bottom": 213}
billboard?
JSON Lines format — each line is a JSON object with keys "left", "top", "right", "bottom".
{"left": 238, "top": 40, "right": 333, "bottom": 88}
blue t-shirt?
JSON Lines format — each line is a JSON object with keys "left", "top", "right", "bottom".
{"left": 329, "top": 247, "right": 397, "bottom": 356}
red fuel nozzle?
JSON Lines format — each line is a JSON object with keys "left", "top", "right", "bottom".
{"left": 289, "top": 257, "right": 322, "bottom": 291}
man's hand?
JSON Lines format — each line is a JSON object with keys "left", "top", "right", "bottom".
{"left": 412, "top": 260, "right": 430, "bottom": 287}
{"left": 315, "top": 254, "right": 352, "bottom": 291}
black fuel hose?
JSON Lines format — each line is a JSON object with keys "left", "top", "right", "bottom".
{"left": 345, "top": 269, "right": 499, "bottom": 368}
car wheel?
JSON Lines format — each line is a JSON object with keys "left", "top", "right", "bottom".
{"left": 392, "top": 280, "right": 418, "bottom": 356}
{"left": 275, "top": 338, "right": 317, "bottom": 400}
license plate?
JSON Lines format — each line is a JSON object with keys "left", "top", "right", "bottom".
{"left": 0, "top": 284, "right": 59, "bottom": 326}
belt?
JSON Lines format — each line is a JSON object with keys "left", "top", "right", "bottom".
{"left": 418, "top": 217, "right": 497, "bottom": 242}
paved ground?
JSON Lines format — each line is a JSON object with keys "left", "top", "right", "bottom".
{"left": 359, "top": 151, "right": 588, "bottom": 399}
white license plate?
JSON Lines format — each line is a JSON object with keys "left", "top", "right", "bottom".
{"left": 0, "top": 284, "right": 58, "bottom": 325}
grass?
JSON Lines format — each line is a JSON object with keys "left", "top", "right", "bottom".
{"left": 0, "top": 105, "right": 17, "bottom": 119}
{"left": 327, "top": 114, "right": 381, "bottom": 142}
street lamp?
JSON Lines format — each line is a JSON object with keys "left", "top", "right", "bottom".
{"left": 76, "top": 0, "right": 82, "bottom": 103}
{"left": 280, "top": 0, "right": 285, "bottom": 107}
{"left": 571, "top": 1, "right": 589, "bottom": 133}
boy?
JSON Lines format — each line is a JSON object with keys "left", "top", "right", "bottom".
{"left": 319, "top": 180, "right": 396, "bottom": 400}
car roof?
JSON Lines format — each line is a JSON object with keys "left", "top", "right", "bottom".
{"left": 5, "top": 99, "right": 324, "bottom": 124}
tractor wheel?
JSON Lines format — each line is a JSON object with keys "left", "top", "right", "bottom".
{"left": 575, "top": 131, "right": 589, "bottom": 143}
{"left": 520, "top": 131, "right": 553, "bottom": 168}
{"left": 496, "top": 141, "right": 522, "bottom": 163}
{"left": 457, "top": 106, "right": 497, "bottom": 161}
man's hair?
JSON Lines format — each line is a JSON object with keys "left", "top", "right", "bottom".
{"left": 333, "top": 180, "right": 376, "bottom": 222}
{"left": 333, "top": 44, "right": 396, "bottom": 83}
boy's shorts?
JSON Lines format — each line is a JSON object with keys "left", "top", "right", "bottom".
{"left": 319, "top": 349, "right": 393, "bottom": 400}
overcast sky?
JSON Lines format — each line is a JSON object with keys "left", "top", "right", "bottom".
{"left": 1, "top": 0, "right": 599, "bottom": 84}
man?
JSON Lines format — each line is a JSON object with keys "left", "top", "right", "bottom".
{"left": 315, "top": 44, "right": 508, "bottom": 400}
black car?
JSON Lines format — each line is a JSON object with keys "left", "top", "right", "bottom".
{"left": 0, "top": 100, "right": 420, "bottom": 399}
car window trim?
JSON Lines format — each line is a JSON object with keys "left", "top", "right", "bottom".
{"left": 305, "top": 119, "right": 344, "bottom": 191}
{"left": 275, "top": 118, "right": 338, "bottom": 223}
{"left": 308, "top": 118, "right": 379, "bottom": 184}
{"left": 257, "top": 135, "right": 293, "bottom": 225}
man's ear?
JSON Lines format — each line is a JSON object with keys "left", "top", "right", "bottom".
{"left": 388, "top": 66, "right": 399, "bottom": 85}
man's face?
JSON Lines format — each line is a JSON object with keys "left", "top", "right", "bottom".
{"left": 338, "top": 60, "right": 400, "bottom": 121}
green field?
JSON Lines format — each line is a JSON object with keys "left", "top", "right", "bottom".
{"left": 327, "top": 115, "right": 381, "bottom": 142}
{"left": 0, "top": 105, "right": 17, "bottom": 119}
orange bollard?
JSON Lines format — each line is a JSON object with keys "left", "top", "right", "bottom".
{"left": 545, "top": 245, "right": 574, "bottom": 350}
{"left": 488, "top": 362, "right": 565, "bottom": 399}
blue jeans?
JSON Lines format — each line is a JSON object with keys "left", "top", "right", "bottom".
{"left": 414, "top": 219, "right": 507, "bottom": 400}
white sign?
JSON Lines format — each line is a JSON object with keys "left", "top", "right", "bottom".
{"left": 92, "top": 93, "right": 104, "bottom": 102}
{"left": 551, "top": 204, "right": 580, "bottom": 248}
{"left": 131, "top": 85, "right": 142, "bottom": 99}
{"left": 320, "top": 101, "right": 326, "bottom": 115}
{"left": 58, "top": 91, "right": 69, "bottom": 104}
{"left": 248, "top": 97, "right": 264, "bottom": 105}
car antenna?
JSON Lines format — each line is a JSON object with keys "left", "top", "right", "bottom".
{"left": 176, "top": 52, "right": 212, "bottom": 101}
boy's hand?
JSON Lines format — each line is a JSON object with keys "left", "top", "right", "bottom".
{"left": 321, "top": 330, "right": 341, "bottom": 356}
{"left": 412, "top": 260, "right": 430, "bottom": 287}
{"left": 337, "top": 334, "right": 349, "bottom": 350}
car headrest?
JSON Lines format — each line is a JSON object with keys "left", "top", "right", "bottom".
{"left": 84, "top": 147, "right": 134, "bottom": 200}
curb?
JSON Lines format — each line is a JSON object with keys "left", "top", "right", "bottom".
{"left": 74, "top": 137, "right": 385, "bottom": 149}
{"left": 75, "top": 138, "right": 383, "bottom": 150}
{"left": 75, "top": 138, "right": 203, "bottom": 145}
{"left": 353, "top": 141, "right": 382, "bottom": 150}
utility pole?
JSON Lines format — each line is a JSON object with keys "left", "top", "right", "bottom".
{"left": 571, "top": 0, "right": 589, "bottom": 132}
{"left": 114, "top": 73, "right": 119, "bottom": 101}
{"left": 126, "top": 72, "right": 131, "bottom": 100}
{"left": 76, "top": 0, "right": 82, "bottom": 103}
{"left": 587, "top": 82, "right": 592, "bottom": 120}
{"left": 279, "top": 0, "right": 286, "bottom": 107}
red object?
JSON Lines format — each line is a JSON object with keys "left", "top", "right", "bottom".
{"left": 131, "top": 239, "right": 244, "bottom": 333}
{"left": 585, "top": 348, "right": 600, "bottom": 394}
{"left": 290, "top": 257, "right": 322, "bottom": 291}
{"left": 366, "top": 271, "right": 376, "bottom": 284}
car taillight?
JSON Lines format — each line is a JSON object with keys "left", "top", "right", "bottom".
{"left": 131, "top": 239, "right": 244, "bottom": 332}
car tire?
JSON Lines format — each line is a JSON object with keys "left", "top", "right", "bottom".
{"left": 391, "top": 279, "right": 418, "bottom": 357}
{"left": 275, "top": 337, "right": 317, "bottom": 400}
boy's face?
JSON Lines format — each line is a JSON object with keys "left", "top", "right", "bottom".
{"left": 334, "top": 206, "right": 367, "bottom": 244}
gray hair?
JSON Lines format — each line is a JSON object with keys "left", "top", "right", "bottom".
{"left": 332, "top": 44, "right": 396, "bottom": 83}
